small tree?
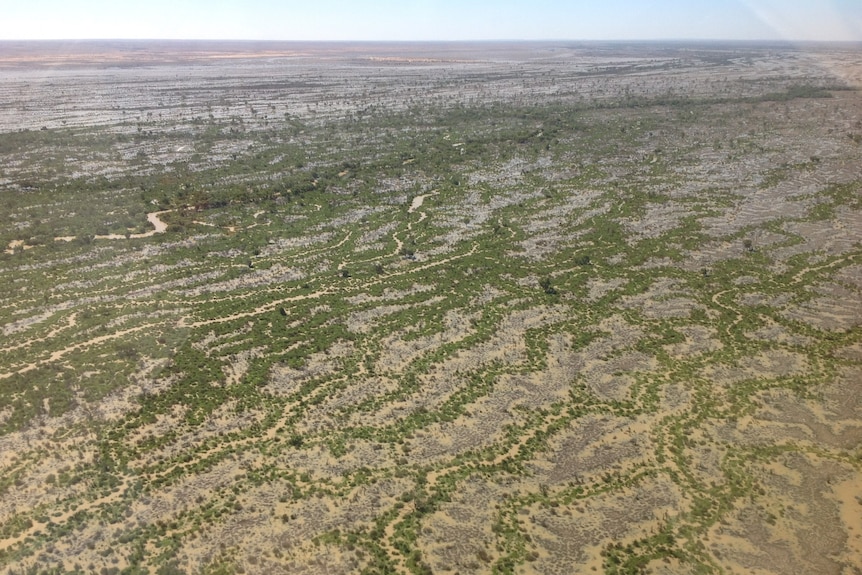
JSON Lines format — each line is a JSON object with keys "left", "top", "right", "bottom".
{"left": 539, "top": 277, "right": 557, "bottom": 295}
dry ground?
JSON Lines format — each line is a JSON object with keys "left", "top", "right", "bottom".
{"left": 0, "top": 41, "right": 860, "bottom": 575}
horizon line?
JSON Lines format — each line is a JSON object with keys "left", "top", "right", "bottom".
{"left": 3, "top": 38, "right": 862, "bottom": 44}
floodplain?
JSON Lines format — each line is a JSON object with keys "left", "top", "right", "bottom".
{"left": 0, "top": 40, "right": 861, "bottom": 575}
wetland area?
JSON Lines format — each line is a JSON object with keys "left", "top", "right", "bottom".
{"left": 0, "top": 40, "right": 861, "bottom": 574}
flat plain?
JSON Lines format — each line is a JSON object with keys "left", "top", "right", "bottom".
{"left": 0, "top": 40, "right": 861, "bottom": 575}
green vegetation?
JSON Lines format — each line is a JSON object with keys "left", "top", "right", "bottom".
{"left": 0, "top": 42, "right": 860, "bottom": 575}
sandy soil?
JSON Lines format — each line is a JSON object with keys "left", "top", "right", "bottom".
{"left": 0, "top": 41, "right": 860, "bottom": 575}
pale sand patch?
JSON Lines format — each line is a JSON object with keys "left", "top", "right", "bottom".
{"left": 407, "top": 191, "right": 436, "bottom": 214}
{"left": 703, "top": 452, "right": 852, "bottom": 575}
{"left": 3, "top": 239, "right": 36, "bottom": 254}
{"left": 830, "top": 473, "right": 862, "bottom": 569}
{"left": 416, "top": 474, "right": 502, "bottom": 573}
{"left": 146, "top": 209, "right": 170, "bottom": 233}
{"left": 833, "top": 342, "right": 862, "bottom": 362}
{"left": 521, "top": 475, "right": 685, "bottom": 575}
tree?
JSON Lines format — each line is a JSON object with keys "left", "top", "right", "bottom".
{"left": 539, "top": 277, "right": 557, "bottom": 295}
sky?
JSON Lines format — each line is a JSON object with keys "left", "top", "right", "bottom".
{"left": 1, "top": 0, "right": 861, "bottom": 42}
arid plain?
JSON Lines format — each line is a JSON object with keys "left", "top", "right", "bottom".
{"left": 0, "top": 41, "right": 861, "bottom": 574}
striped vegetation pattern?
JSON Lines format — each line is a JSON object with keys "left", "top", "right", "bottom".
{"left": 0, "top": 42, "right": 860, "bottom": 575}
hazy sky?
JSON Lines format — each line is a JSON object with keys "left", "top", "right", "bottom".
{"left": 2, "top": 0, "right": 861, "bottom": 42}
